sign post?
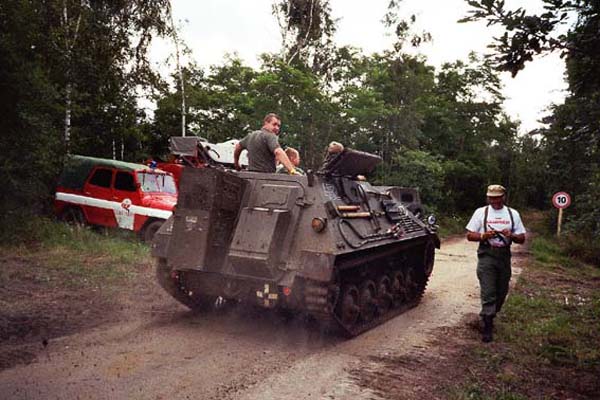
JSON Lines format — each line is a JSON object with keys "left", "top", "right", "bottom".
{"left": 552, "top": 192, "right": 571, "bottom": 236}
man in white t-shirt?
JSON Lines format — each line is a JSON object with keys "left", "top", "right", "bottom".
{"left": 466, "top": 184, "right": 526, "bottom": 343}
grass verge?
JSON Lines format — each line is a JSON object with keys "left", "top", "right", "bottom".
{"left": 0, "top": 216, "right": 155, "bottom": 354}
{"left": 0, "top": 216, "right": 150, "bottom": 289}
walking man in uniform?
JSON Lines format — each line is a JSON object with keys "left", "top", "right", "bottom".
{"left": 233, "top": 113, "right": 298, "bottom": 174}
{"left": 466, "top": 184, "right": 526, "bottom": 343}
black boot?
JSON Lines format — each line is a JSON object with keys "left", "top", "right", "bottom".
{"left": 482, "top": 315, "right": 494, "bottom": 343}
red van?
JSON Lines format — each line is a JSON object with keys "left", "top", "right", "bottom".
{"left": 54, "top": 155, "right": 177, "bottom": 242}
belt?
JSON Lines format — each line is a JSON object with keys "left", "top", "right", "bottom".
{"left": 479, "top": 242, "right": 510, "bottom": 249}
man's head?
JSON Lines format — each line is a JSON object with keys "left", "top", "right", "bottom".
{"left": 285, "top": 147, "right": 300, "bottom": 167}
{"left": 486, "top": 184, "right": 506, "bottom": 209}
{"left": 263, "top": 113, "right": 282, "bottom": 135}
{"left": 327, "top": 141, "right": 344, "bottom": 154}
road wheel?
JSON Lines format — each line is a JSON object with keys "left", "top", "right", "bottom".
{"left": 156, "top": 258, "right": 216, "bottom": 311}
{"left": 336, "top": 285, "right": 360, "bottom": 328}
{"left": 389, "top": 271, "right": 406, "bottom": 306}
{"left": 376, "top": 276, "right": 393, "bottom": 315}
{"left": 403, "top": 267, "right": 419, "bottom": 301}
{"left": 358, "top": 281, "right": 377, "bottom": 323}
{"left": 141, "top": 219, "right": 164, "bottom": 244}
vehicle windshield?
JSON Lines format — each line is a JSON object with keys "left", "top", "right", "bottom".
{"left": 137, "top": 172, "right": 177, "bottom": 194}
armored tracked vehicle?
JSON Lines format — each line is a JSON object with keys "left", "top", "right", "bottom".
{"left": 152, "top": 149, "right": 440, "bottom": 336}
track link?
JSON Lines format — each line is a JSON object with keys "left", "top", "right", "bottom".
{"left": 304, "top": 243, "right": 432, "bottom": 337}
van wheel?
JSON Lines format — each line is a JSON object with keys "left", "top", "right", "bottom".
{"left": 60, "top": 207, "right": 86, "bottom": 227}
{"left": 142, "top": 220, "right": 164, "bottom": 244}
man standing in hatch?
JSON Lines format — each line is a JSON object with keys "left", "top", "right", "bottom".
{"left": 233, "top": 113, "right": 298, "bottom": 175}
{"left": 466, "top": 184, "right": 526, "bottom": 343}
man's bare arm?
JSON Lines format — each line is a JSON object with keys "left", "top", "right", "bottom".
{"left": 512, "top": 233, "right": 526, "bottom": 244}
{"left": 467, "top": 230, "right": 494, "bottom": 242}
{"left": 467, "top": 229, "right": 525, "bottom": 244}
{"left": 233, "top": 143, "right": 243, "bottom": 170}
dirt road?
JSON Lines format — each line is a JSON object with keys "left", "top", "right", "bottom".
{"left": 0, "top": 237, "right": 526, "bottom": 399}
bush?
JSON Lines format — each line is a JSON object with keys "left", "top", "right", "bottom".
{"left": 438, "top": 213, "right": 469, "bottom": 238}
{"left": 381, "top": 149, "right": 445, "bottom": 209}
{"left": 560, "top": 233, "right": 600, "bottom": 268}
{"left": 0, "top": 210, "right": 51, "bottom": 244}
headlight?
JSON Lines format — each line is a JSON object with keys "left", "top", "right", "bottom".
{"left": 427, "top": 215, "right": 437, "bottom": 226}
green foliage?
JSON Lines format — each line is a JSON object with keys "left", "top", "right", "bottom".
{"left": 448, "top": 384, "right": 527, "bottom": 400}
{"left": 153, "top": 57, "right": 341, "bottom": 169}
{"left": 564, "top": 171, "right": 600, "bottom": 238}
{"left": 530, "top": 236, "right": 565, "bottom": 265}
{"left": 383, "top": 149, "right": 445, "bottom": 208}
{"left": 497, "top": 228, "right": 600, "bottom": 370}
{"left": 7, "top": 0, "right": 599, "bottom": 245}
{"left": 153, "top": 33, "right": 526, "bottom": 215}
{"left": 437, "top": 214, "right": 470, "bottom": 238}
{"left": 460, "top": 0, "right": 571, "bottom": 77}
{"left": 335, "top": 52, "right": 435, "bottom": 163}
{"left": 272, "top": 0, "right": 337, "bottom": 75}
{"left": 502, "top": 289, "right": 600, "bottom": 369}
{"left": 507, "top": 135, "right": 549, "bottom": 208}
{"left": 462, "top": 0, "right": 600, "bottom": 242}
{"left": 558, "top": 233, "right": 600, "bottom": 268}
{"left": 0, "top": 0, "right": 64, "bottom": 214}
{"left": 0, "top": 0, "right": 172, "bottom": 215}
{"left": 441, "top": 159, "right": 487, "bottom": 212}
{"left": 527, "top": 210, "right": 600, "bottom": 268}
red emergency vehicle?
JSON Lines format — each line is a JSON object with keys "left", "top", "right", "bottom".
{"left": 155, "top": 136, "right": 247, "bottom": 188}
{"left": 54, "top": 155, "right": 177, "bottom": 242}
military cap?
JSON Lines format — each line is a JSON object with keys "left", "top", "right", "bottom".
{"left": 486, "top": 184, "right": 506, "bottom": 197}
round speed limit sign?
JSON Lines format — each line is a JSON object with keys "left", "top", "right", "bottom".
{"left": 552, "top": 192, "right": 571, "bottom": 209}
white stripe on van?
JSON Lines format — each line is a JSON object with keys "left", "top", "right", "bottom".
{"left": 56, "top": 192, "right": 172, "bottom": 229}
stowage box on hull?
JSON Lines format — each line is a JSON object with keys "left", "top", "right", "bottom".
{"left": 152, "top": 149, "right": 440, "bottom": 336}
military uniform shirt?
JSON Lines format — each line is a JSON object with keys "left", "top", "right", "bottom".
{"left": 238, "top": 129, "right": 280, "bottom": 173}
{"left": 466, "top": 206, "right": 526, "bottom": 247}
{"left": 276, "top": 165, "right": 305, "bottom": 175}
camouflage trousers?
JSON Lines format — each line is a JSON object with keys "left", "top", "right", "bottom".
{"left": 476, "top": 245, "right": 512, "bottom": 318}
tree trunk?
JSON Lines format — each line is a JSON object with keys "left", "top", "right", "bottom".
{"left": 65, "top": 83, "right": 72, "bottom": 153}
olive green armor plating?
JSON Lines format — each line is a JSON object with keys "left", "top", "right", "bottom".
{"left": 152, "top": 149, "right": 440, "bottom": 336}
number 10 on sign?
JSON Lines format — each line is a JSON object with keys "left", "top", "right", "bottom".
{"left": 552, "top": 192, "right": 571, "bottom": 236}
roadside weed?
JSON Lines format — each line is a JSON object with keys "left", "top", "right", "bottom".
{"left": 448, "top": 383, "right": 528, "bottom": 400}
{"left": 0, "top": 217, "right": 151, "bottom": 289}
{"left": 438, "top": 214, "right": 469, "bottom": 237}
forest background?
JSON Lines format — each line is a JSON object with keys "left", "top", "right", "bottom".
{"left": 1, "top": 0, "right": 598, "bottom": 256}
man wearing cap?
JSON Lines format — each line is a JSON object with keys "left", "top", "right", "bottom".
{"left": 466, "top": 184, "right": 527, "bottom": 343}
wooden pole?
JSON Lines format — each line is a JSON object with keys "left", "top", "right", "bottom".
{"left": 557, "top": 208, "right": 563, "bottom": 237}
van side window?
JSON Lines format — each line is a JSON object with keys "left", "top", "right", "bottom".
{"left": 401, "top": 193, "right": 414, "bottom": 203}
{"left": 114, "top": 171, "right": 137, "bottom": 192}
{"left": 88, "top": 168, "right": 112, "bottom": 188}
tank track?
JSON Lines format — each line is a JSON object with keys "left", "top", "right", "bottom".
{"left": 304, "top": 241, "right": 433, "bottom": 337}
{"left": 156, "top": 258, "right": 216, "bottom": 310}
{"left": 157, "top": 237, "right": 434, "bottom": 337}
